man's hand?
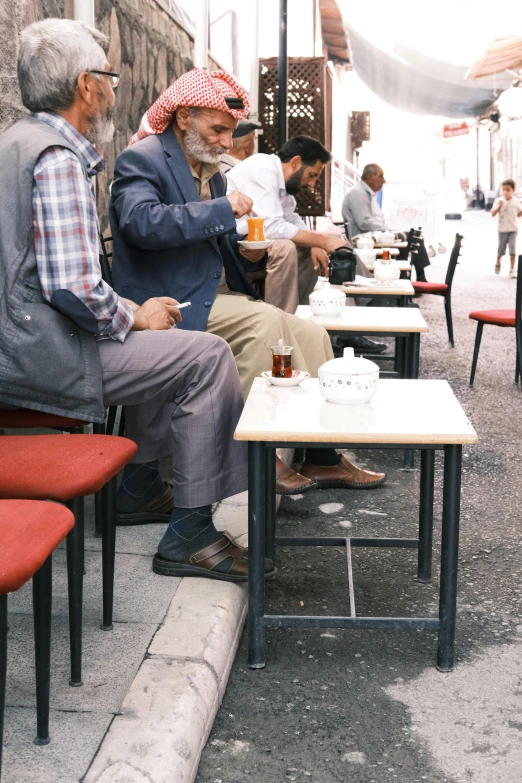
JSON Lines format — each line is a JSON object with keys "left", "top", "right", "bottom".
{"left": 320, "top": 234, "right": 348, "bottom": 254}
{"left": 310, "top": 247, "right": 329, "bottom": 276}
{"left": 132, "top": 297, "right": 182, "bottom": 331}
{"left": 239, "top": 246, "right": 266, "bottom": 264}
{"left": 227, "top": 190, "right": 253, "bottom": 218}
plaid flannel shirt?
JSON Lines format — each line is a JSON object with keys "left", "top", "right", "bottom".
{"left": 32, "top": 112, "right": 134, "bottom": 341}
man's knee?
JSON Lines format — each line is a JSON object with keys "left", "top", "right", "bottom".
{"left": 268, "top": 239, "right": 298, "bottom": 266}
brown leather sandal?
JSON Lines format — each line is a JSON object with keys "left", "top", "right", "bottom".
{"left": 116, "top": 482, "right": 173, "bottom": 526}
{"left": 152, "top": 531, "right": 276, "bottom": 582}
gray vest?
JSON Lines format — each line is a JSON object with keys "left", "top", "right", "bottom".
{"left": 0, "top": 115, "right": 104, "bottom": 423}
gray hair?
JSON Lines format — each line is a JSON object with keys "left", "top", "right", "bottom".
{"left": 361, "top": 163, "right": 379, "bottom": 181}
{"left": 18, "top": 19, "right": 108, "bottom": 113}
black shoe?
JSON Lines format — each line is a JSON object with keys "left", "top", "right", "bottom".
{"left": 333, "top": 335, "right": 387, "bottom": 354}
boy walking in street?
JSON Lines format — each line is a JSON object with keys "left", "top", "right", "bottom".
{"left": 492, "top": 178, "right": 522, "bottom": 277}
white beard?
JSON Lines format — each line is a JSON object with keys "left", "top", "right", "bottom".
{"left": 184, "top": 121, "right": 227, "bottom": 164}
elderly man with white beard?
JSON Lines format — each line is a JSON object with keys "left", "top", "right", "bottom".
{"left": 110, "top": 70, "right": 387, "bottom": 500}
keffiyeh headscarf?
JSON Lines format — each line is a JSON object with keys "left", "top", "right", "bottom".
{"left": 129, "top": 67, "right": 250, "bottom": 145}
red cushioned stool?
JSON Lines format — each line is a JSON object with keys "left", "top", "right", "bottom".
{"left": 0, "top": 500, "right": 75, "bottom": 775}
{"left": 412, "top": 233, "right": 462, "bottom": 346}
{"left": 0, "top": 409, "right": 107, "bottom": 537}
{"left": 468, "top": 258, "right": 522, "bottom": 387}
{"left": 0, "top": 435, "right": 137, "bottom": 687}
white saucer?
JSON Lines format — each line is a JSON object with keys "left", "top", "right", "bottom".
{"left": 261, "top": 370, "right": 310, "bottom": 387}
{"left": 238, "top": 240, "right": 273, "bottom": 251}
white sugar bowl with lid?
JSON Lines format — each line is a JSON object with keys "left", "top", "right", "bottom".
{"left": 309, "top": 282, "right": 345, "bottom": 317}
{"left": 318, "top": 348, "right": 379, "bottom": 405}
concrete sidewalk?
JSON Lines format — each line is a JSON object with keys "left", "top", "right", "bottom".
{"left": 2, "top": 490, "right": 249, "bottom": 783}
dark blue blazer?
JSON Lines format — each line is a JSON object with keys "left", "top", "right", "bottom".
{"left": 110, "top": 128, "right": 263, "bottom": 332}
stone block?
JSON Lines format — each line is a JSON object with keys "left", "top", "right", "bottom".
{"left": 5, "top": 612, "right": 159, "bottom": 713}
{"left": 84, "top": 658, "right": 219, "bottom": 783}
{"left": 149, "top": 578, "right": 247, "bottom": 696}
{"left": 106, "top": 7, "right": 121, "bottom": 73}
{"left": 1, "top": 707, "right": 112, "bottom": 783}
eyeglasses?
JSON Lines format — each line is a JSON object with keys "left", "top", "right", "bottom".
{"left": 89, "top": 70, "right": 120, "bottom": 88}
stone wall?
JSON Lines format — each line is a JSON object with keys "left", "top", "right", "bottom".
{"left": 0, "top": 0, "right": 66, "bottom": 132}
{"left": 0, "top": 0, "right": 196, "bottom": 224}
{"left": 95, "top": 0, "right": 194, "bottom": 223}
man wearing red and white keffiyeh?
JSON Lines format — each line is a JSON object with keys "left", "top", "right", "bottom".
{"left": 129, "top": 67, "right": 250, "bottom": 146}
{"left": 110, "top": 69, "right": 387, "bottom": 563}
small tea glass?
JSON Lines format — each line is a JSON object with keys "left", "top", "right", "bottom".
{"left": 271, "top": 344, "right": 294, "bottom": 378}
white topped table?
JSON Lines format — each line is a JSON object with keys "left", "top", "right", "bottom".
{"left": 295, "top": 305, "right": 427, "bottom": 333}
{"left": 336, "top": 278, "right": 415, "bottom": 299}
{"left": 295, "top": 305, "right": 427, "bottom": 381}
{"left": 238, "top": 378, "right": 477, "bottom": 673}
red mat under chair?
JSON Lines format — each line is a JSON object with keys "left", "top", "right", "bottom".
{"left": 0, "top": 434, "right": 137, "bottom": 689}
{"left": 0, "top": 500, "right": 75, "bottom": 769}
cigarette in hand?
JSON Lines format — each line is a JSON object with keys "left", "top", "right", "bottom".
{"left": 177, "top": 301, "right": 192, "bottom": 309}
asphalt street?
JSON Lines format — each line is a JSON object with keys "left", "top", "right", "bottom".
{"left": 197, "top": 212, "right": 522, "bottom": 783}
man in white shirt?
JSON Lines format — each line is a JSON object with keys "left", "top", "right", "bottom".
{"left": 227, "top": 136, "right": 349, "bottom": 312}
{"left": 343, "top": 164, "right": 430, "bottom": 281}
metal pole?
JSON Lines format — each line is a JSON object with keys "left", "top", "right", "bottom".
{"left": 437, "top": 444, "right": 462, "bottom": 672}
{"left": 475, "top": 124, "right": 481, "bottom": 209}
{"left": 248, "top": 441, "right": 267, "bottom": 669}
{"left": 277, "top": 0, "right": 288, "bottom": 149}
{"left": 249, "top": 0, "right": 261, "bottom": 123}
{"left": 195, "top": 0, "right": 210, "bottom": 70}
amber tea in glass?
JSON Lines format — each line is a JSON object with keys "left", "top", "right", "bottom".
{"left": 271, "top": 344, "right": 294, "bottom": 378}
{"left": 247, "top": 216, "right": 266, "bottom": 242}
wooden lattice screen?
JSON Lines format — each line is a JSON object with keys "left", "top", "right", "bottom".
{"left": 259, "top": 57, "right": 332, "bottom": 217}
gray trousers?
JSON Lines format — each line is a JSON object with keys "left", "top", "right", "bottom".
{"left": 98, "top": 329, "right": 247, "bottom": 508}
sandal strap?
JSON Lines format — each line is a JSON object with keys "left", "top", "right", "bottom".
{"left": 184, "top": 533, "right": 247, "bottom": 576}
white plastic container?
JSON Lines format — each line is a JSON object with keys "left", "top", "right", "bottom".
{"left": 309, "top": 282, "right": 345, "bottom": 317}
{"left": 318, "top": 348, "right": 379, "bottom": 405}
{"left": 373, "top": 258, "right": 400, "bottom": 286}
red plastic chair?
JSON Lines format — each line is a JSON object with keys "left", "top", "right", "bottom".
{"left": 0, "top": 500, "right": 75, "bottom": 774}
{"left": 469, "top": 255, "right": 522, "bottom": 386}
{"left": 0, "top": 435, "right": 137, "bottom": 687}
{"left": 412, "top": 234, "right": 463, "bottom": 347}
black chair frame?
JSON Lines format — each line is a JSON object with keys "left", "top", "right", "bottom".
{"left": 469, "top": 254, "right": 522, "bottom": 387}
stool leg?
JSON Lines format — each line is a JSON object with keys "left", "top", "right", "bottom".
{"left": 0, "top": 594, "right": 7, "bottom": 778}
{"left": 469, "top": 322, "right": 484, "bottom": 387}
{"left": 101, "top": 476, "right": 117, "bottom": 631}
{"left": 418, "top": 450, "right": 435, "bottom": 583}
{"left": 32, "top": 556, "right": 52, "bottom": 745}
{"left": 66, "top": 497, "right": 84, "bottom": 687}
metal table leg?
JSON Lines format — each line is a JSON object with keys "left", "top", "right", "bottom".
{"left": 418, "top": 449, "right": 435, "bottom": 582}
{"left": 403, "top": 332, "right": 420, "bottom": 469}
{"left": 437, "top": 444, "right": 462, "bottom": 672}
{"left": 265, "top": 448, "right": 276, "bottom": 564}
{"left": 248, "top": 441, "right": 267, "bottom": 669}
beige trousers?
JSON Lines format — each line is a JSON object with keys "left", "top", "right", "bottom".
{"left": 207, "top": 293, "right": 334, "bottom": 400}
{"left": 265, "top": 240, "right": 318, "bottom": 313}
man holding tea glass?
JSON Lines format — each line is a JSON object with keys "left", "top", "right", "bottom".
{"left": 111, "top": 69, "right": 386, "bottom": 499}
